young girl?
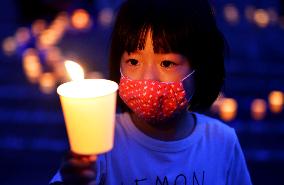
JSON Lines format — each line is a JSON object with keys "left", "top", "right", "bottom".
{"left": 50, "top": 0, "right": 252, "bottom": 184}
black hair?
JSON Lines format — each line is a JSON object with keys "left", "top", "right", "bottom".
{"left": 109, "top": 0, "right": 226, "bottom": 111}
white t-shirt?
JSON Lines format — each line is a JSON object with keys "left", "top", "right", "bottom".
{"left": 50, "top": 112, "right": 252, "bottom": 185}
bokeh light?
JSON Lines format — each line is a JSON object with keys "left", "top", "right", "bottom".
{"left": 39, "top": 72, "right": 56, "bottom": 94}
{"left": 219, "top": 98, "right": 238, "bottom": 122}
{"left": 71, "top": 9, "right": 91, "bottom": 30}
{"left": 38, "top": 29, "right": 61, "bottom": 49}
{"left": 2, "top": 37, "right": 17, "bottom": 56}
{"left": 268, "top": 91, "right": 284, "bottom": 113}
{"left": 223, "top": 4, "right": 240, "bottom": 25}
{"left": 254, "top": 9, "right": 270, "bottom": 28}
{"left": 98, "top": 8, "right": 114, "bottom": 27}
{"left": 251, "top": 99, "right": 267, "bottom": 120}
{"left": 22, "top": 48, "right": 43, "bottom": 83}
{"left": 15, "top": 27, "right": 31, "bottom": 45}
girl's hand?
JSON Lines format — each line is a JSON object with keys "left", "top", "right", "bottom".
{"left": 60, "top": 152, "right": 97, "bottom": 185}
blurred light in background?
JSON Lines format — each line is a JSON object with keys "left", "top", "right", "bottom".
{"left": 219, "top": 98, "right": 238, "bottom": 122}
{"left": 39, "top": 72, "right": 56, "bottom": 94}
{"left": 22, "top": 48, "right": 42, "bottom": 83}
{"left": 15, "top": 27, "right": 31, "bottom": 46}
{"left": 38, "top": 28, "right": 61, "bottom": 49}
{"left": 98, "top": 8, "right": 114, "bottom": 27}
{"left": 85, "top": 71, "right": 104, "bottom": 79}
{"left": 223, "top": 4, "right": 240, "bottom": 25}
{"left": 268, "top": 91, "right": 284, "bottom": 113}
{"left": 2, "top": 37, "right": 17, "bottom": 56}
{"left": 254, "top": 9, "right": 270, "bottom": 28}
{"left": 251, "top": 99, "right": 267, "bottom": 120}
{"left": 71, "top": 9, "right": 91, "bottom": 30}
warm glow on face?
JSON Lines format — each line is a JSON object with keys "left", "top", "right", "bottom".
{"left": 64, "top": 60, "right": 84, "bottom": 81}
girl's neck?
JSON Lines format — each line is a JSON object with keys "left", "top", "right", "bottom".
{"left": 129, "top": 111, "right": 196, "bottom": 141}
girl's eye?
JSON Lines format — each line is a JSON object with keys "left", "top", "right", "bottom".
{"left": 126, "top": 59, "right": 139, "bottom": 66}
{"left": 160, "top": 60, "right": 176, "bottom": 68}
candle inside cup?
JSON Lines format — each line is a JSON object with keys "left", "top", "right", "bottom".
{"left": 57, "top": 61, "right": 118, "bottom": 155}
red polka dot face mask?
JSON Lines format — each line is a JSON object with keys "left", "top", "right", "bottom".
{"left": 119, "top": 70, "right": 195, "bottom": 122}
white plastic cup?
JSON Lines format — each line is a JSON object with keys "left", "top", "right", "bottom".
{"left": 57, "top": 79, "right": 118, "bottom": 155}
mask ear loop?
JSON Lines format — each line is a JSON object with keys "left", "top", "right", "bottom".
{"left": 120, "top": 68, "right": 126, "bottom": 78}
{"left": 181, "top": 70, "right": 195, "bottom": 81}
{"left": 182, "top": 70, "right": 196, "bottom": 110}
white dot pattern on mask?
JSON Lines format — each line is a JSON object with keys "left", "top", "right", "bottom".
{"left": 119, "top": 76, "right": 188, "bottom": 121}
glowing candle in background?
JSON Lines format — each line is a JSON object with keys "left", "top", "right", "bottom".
{"left": 15, "top": 27, "right": 31, "bottom": 46}
{"left": 98, "top": 8, "right": 114, "bottom": 27}
{"left": 2, "top": 37, "right": 17, "bottom": 56}
{"left": 268, "top": 91, "right": 283, "bottom": 113}
{"left": 50, "top": 12, "right": 69, "bottom": 35}
{"left": 254, "top": 9, "right": 270, "bottom": 28}
{"left": 219, "top": 98, "right": 238, "bottom": 122}
{"left": 251, "top": 99, "right": 267, "bottom": 120}
{"left": 39, "top": 72, "right": 56, "bottom": 94}
{"left": 223, "top": 4, "right": 240, "bottom": 25}
{"left": 22, "top": 48, "right": 43, "bottom": 83}
{"left": 57, "top": 60, "right": 118, "bottom": 155}
{"left": 71, "top": 9, "right": 92, "bottom": 30}
{"left": 38, "top": 29, "right": 60, "bottom": 49}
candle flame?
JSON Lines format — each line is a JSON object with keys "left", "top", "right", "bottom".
{"left": 65, "top": 60, "right": 84, "bottom": 81}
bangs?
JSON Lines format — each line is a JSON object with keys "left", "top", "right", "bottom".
{"left": 121, "top": 23, "right": 193, "bottom": 55}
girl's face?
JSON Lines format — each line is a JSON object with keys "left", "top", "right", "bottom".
{"left": 120, "top": 31, "right": 192, "bottom": 82}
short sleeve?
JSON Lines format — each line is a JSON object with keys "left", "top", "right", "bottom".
{"left": 226, "top": 131, "right": 252, "bottom": 185}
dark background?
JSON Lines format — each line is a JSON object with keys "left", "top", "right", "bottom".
{"left": 0, "top": 0, "right": 284, "bottom": 184}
